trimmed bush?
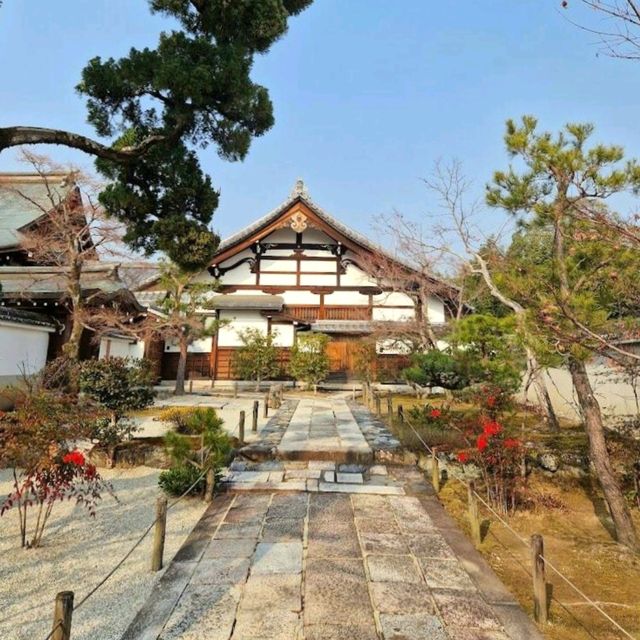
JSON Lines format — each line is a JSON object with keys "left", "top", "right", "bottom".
{"left": 158, "top": 464, "right": 205, "bottom": 496}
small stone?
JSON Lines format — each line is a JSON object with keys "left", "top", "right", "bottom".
{"left": 324, "top": 470, "right": 336, "bottom": 482}
{"left": 368, "top": 464, "right": 388, "bottom": 475}
{"left": 337, "top": 472, "right": 364, "bottom": 484}
{"left": 538, "top": 452, "right": 559, "bottom": 472}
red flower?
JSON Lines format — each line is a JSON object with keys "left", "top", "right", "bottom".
{"left": 483, "top": 421, "right": 502, "bottom": 436}
{"left": 457, "top": 452, "right": 470, "bottom": 464}
{"left": 62, "top": 450, "right": 85, "bottom": 466}
{"left": 486, "top": 395, "right": 497, "bottom": 408}
{"left": 430, "top": 409, "right": 442, "bottom": 419}
{"left": 504, "top": 438, "right": 521, "bottom": 449}
{"left": 476, "top": 434, "right": 489, "bottom": 452}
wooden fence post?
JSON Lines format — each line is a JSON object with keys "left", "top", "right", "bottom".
{"left": 431, "top": 448, "right": 440, "bottom": 493}
{"left": 375, "top": 394, "right": 381, "bottom": 417}
{"left": 233, "top": 380, "right": 238, "bottom": 398}
{"left": 263, "top": 392, "right": 269, "bottom": 418}
{"left": 531, "top": 534, "right": 549, "bottom": 624}
{"left": 397, "top": 404, "right": 404, "bottom": 423}
{"left": 51, "top": 591, "right": 74, "bottom": 640}
{"left": 151, "top": 496, "right": 168, "bottom": 571}
{"left": 189, "top": 379, "right": 193, "bottom": 394}
{"left": 239, "top": 410, "right": 245, "bottom": 444}
{"left": 386, "top": 392, "right": 393, "bottom": 417}
{"left": 205, "top": 467, "right": 215, "bottom": 503}
{"left": 467, "top": 480, "right": 481, "bottom": 547}
{"left": 252, "top": 400, "right": 259, "bottom": 432}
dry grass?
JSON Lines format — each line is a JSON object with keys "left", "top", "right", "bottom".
{"left": 377, "top": 393, "right": 640, "bottom": 640}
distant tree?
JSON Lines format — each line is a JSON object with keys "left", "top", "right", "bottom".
{"left": 78, "top": 357, "right": 156, "bottom": 443}
{"left": 0, "top": 1, "right": 313, "bottom": 269}
{"left": 566, "top": 1, "right": 640, "bottom": 59}
{"left": 150, "top": 262, "right": 222, "bottom": 395}
{"left": 1, "top": 150, "right": 131, "bottom": 360}
{"left": 233, "top": 328, "right": 280, "bottom": 391}
{"left": 289, "top": 333, "right": 330, "bottom": 391}
{"left": 487, "top": 116, "right": 640, "bottom": 551}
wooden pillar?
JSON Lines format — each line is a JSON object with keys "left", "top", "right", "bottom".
{"left": 397, "top": 404, "right": 404, "bottom": 423}
{"left": 531, "top": 534, "right": 549, "bottom": 624}
{"left": 431, "top": 448, "right": 440, "bottom": 493}
{"left": 151, "top": 497, "right": 168, "bottom": 571}
{"left": 239, "top": 410, "right": 246, "bottom": 444}
{"left": 252, "top": 401, "right": 259, "bottom": 432}
{"left": 51, "top": 591, "right": 74, "bottom": 640}
{"left": 467, "top": 480, "right": 481, "bottom": 546}
{"left": 386, "top": 392, "right": 393, "bottom": 416}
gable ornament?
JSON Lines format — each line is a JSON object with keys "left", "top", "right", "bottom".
{"left": 289, "top": 211, "right": 308, "bottom": 233}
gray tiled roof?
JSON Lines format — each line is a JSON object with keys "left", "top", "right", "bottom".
{"left": 0, "top": 306, "right": 56, "bottom": 329}
{"left": 0, "top": 173, "right": 71, "bottom": 250}
{"left": 209, "top": 294, "right": 284, "bottom": 311}
{"left": 0, "top": 263, "right": 143, "bottom": 313}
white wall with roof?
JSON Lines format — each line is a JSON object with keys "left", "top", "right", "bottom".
{"left": 0, "top": 321, "right": 52, "bottom": 384}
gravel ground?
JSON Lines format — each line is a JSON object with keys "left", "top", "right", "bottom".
{"left": 0, "top": 466, "right": 207, "bottom": 640}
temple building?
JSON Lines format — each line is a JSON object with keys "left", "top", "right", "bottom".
{"left": 139, "top": 181, "right": 459, "bottom": 383}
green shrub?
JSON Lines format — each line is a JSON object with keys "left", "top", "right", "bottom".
{"left": 289, "top": 333, "right": 330, "bottom": 389}
{"left": 79, "top": 357, "right": 156, "bottom": 421}
{"left": 403, "top": 350, "right": 471, "bottom": 390}
{"left": 158, "top": 464, "right": 205, "bottom": 496}
{"left": 160, "top": 407, "right": 232, "bottom": 497}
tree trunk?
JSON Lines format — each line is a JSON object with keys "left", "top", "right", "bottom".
{"left": 526, "top": 349, "right": 560, "bottom": 431}
{"left": 174, "top": 337, "right": 188, "bottom": 395}
{"left": 63, "top": 311, "right": 84, "bottom": 361}
{"left": 569, "top": 356, "right": 639, "bottom": 551}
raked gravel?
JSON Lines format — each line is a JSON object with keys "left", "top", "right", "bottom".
{"left": 0, "top": 466, "right": 207, "bottom": 640}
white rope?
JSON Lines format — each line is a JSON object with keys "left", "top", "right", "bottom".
{"left": 400, "top": 414, "right": 637, "bottom": 640}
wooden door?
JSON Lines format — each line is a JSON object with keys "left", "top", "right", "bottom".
{"left": 326, "top": 341, "right": 349, "bottom": 373}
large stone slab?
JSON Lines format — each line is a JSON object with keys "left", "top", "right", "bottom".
{"left": 379, "top": 613, "right": 448, "bottom": 640}
{"left": 366, "top": 555, "right": 423, "bottom": 583}
{"left": 304, "top": 557, "right": 374, "bottom": 626}
{"left": 252, "top": 541, "right": 303, "bottom": 574}
{"left": 369, "top": 582, "right": 435, "bottom": 614}
{"left": 160, "top": 584, "right": 241, "bottom": 640}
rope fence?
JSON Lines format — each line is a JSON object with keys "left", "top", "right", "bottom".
{"left": 363, "top": 385, "right": 637, "bottom": 640}
{"left": 40, "top": 399, "right": 265, "bottom": 640}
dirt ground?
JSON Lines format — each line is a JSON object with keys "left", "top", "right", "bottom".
{"left": 381, "top": 393, "right": 640, "bottom": 640}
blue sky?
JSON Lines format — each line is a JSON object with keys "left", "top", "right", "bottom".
{"left": 1, "top": 1, "right": 638, "bottom": 245}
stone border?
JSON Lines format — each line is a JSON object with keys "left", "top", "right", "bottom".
{"left": 237, "top": 400, "right": 299, "bottom": 462}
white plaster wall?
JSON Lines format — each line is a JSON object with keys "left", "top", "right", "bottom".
{"left": 260, "top": 273, "right": 297, "bottom": 286}
{"left": 324, "top": 291, "right": 369, "bottom": 305}
{"left": 376, "top": 339, "right": 412, "bottom": 355}
{"left": 0, "top": 322, "right": 51, "bottom": 379}
{"left": 372, "top": 291, "right": 415, "bottom": 306}
{"left": 260, "top": 258, "right": 297, "bottom": 272}
{"left": 218, "top": 310, "right": 268, "bottom": 347}
{"left": 302, "top": 228, "right": 333, "bottom": 244}
{"left": 426, "top": 296, "right": 446, "bottom": 324}
{"left": 341, "top": 263, "right": 372, "bottom": 287}
{"left": 282, "top": 291, "right": 320, "bottom": 305}
{"left": 99, "top": 338, "right": 145, "bottom": 360}
{"left": 220, "top": 261, "right": 254, "bottom": 286}
{"left": 273, "top": 324, "right": 295, "bottom": 347}
{"left": 302, "top": 260, "right": 336, "bottom": 273}
{"left": 520, "top": 364, "right": 640, "bottom": 423}
{"left": 299, "top": 274, "right": 336, "bottom": 287}
{"left": 372, "top": 307, "right": 415, "bottom": 321}
{"left": 263, "top": 228, "right": 295, "bottom": 243}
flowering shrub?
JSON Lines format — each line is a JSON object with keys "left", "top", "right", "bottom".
{"left": 1, "top": 448, "right": 113, "bottom": 548}
{"left": 456, "top": 416, "right": 523, "bottom": 513}
{"left": 0, "top": 391, "right": 114, "bottom": 548}
{"left": 407, "top": 403, "right": 448, "bottom": 426}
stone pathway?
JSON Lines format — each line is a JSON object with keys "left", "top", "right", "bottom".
{"left": 122, "top": 396, "right": 542, "bottom": 640}
{"left": 278, "top": 398, "right": 372, "bottom": 462}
